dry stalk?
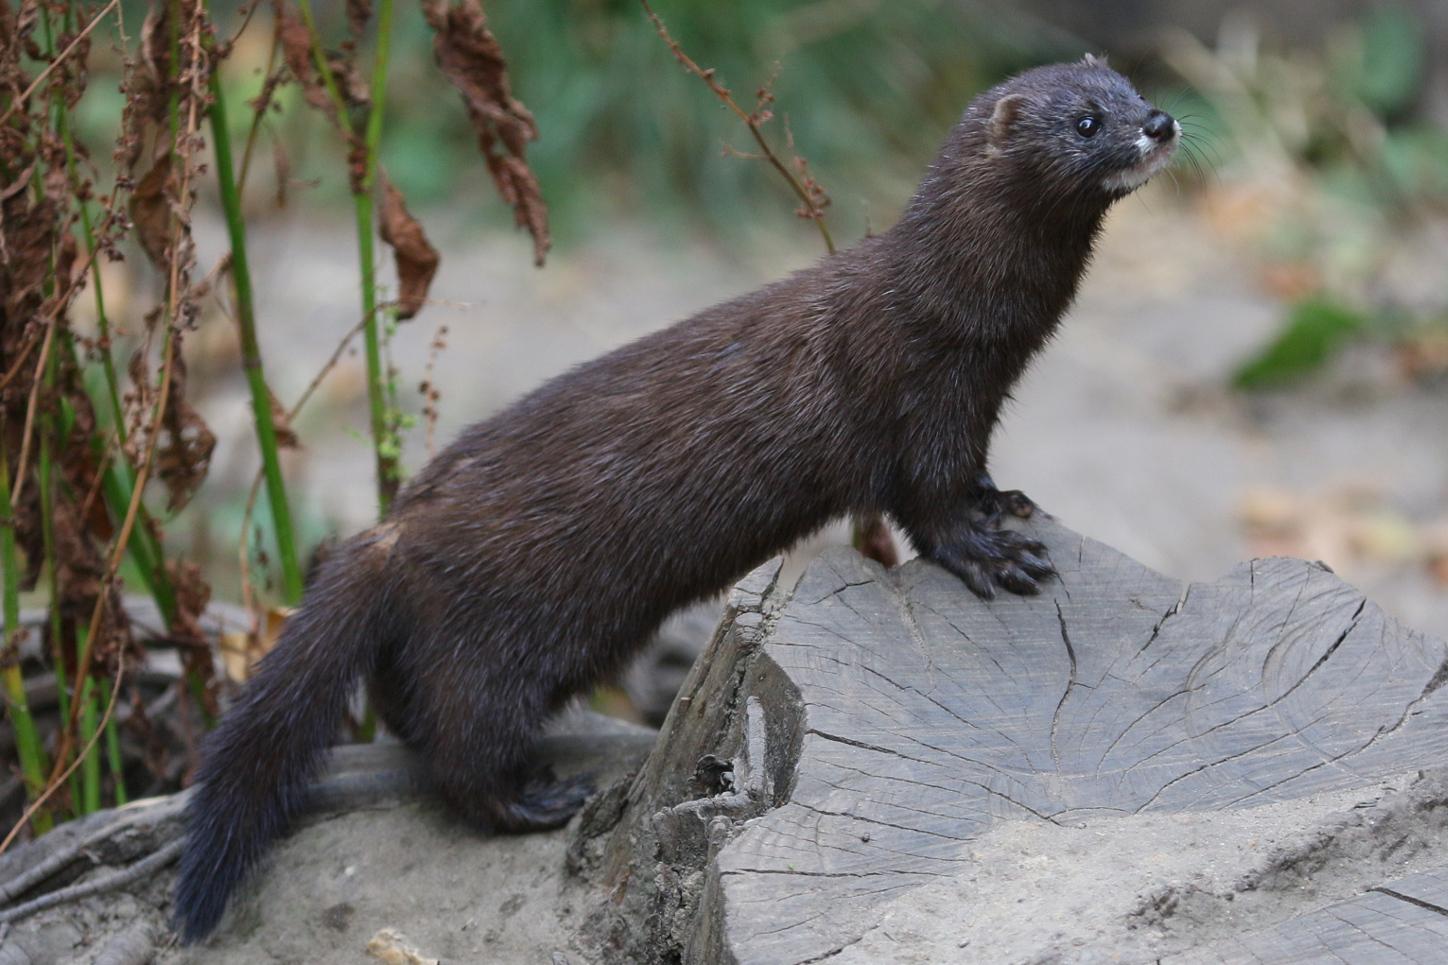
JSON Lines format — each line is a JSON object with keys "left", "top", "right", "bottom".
{"left": 640, "top": 0, "right": 834, "bottom": 252}
{"left": 640, "top": 0, "right": 898, "bottom": 565}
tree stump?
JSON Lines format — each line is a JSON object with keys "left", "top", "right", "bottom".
{"left": 591, "top": 517, "right": 1448, "bottom": 963}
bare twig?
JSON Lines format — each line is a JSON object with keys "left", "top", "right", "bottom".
{"left": 236, "top": 29, "right": 283, "bottom": 198}
{"left": 420, "top": 321, "right": 449, "bottom": 458}
{"left": 640, "top": 0, "right": 834, "bottom": 252}
{"left": 0, "top": 332, "right": 42, "bottom": 394}
{"left": 5, "top": 316, "right": 58, "bottom": 509}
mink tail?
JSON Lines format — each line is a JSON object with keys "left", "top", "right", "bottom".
{"left": 172, "top": 529, "right": 395, "bottom": 942}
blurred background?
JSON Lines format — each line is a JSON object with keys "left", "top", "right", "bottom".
{"left": 38, "top": 0, "right": 1448, "bottom": 720}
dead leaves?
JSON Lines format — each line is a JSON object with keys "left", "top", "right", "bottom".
{"left": 422, "top": 0, "right": 550, "bottom": 266}
{"left": 346, "top": 0, "right": 373, "bottom": 39}
{"left": 155, "top": 357, "right": 216, "bottom": 512}
{"left": 272, "top": 0, "right": 547, "bottom": 314}
{"left": 1239, "top": 483, "right": 1448, "bottom": 588}
{"left": 0, "top": 186, "right": 59, "bottom": 338}
{"left": 276, "top": 1, "right": 333, "bottom": 119}
{"left": 378, "top": 173, "right": 440, "bottom": 320}
{"left": 129, "top": 152, "right": 175, "bottom": 272}
{"left": 219, "top": 606, "right": 290, "bottom": 685}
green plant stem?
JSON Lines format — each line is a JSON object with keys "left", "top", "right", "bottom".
{"left": 354, "top": 198, "right": 394, "bottom": 513}
{"left": 77, "top": 673, "right": 101, "bottom": 815}
{"left": 38, "top": 316, "right": 81, "bottom": 820}
{"left": 359, "top": 0, "right": 399, "bottom": 512}
{"left": 52, "top": 357, "right": 178, "bottom": 623}
{"left": 104, "top": 713, "right": 127, "bottom": 805}
{"left": 63, "top": 151, "right": 126, "bottom": 437}
{"left": 298, "top": 0, "right": 398, "bottom": 514}
{"left": 207, "top": 65, "right": 304, "bottom": 604}
{"left": 1, "top": 418, "right": 53, "bottom": 834}
{"left": 31, "top": 4, "right": 81, "bottom": 821}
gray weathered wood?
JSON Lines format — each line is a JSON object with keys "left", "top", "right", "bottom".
{"left": 592, "top": 517, "right": 1448, "bottom": 963}
{"left": 1169, "top": 868, "right": 1448, "bottom": 964}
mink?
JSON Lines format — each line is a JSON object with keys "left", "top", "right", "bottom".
{"left": 175, "top": 56, "right": 1178, "bottom": 941}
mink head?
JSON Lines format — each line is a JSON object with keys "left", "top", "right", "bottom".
{"left": 977, "top": 55, "right": 1178, "bottom": 203}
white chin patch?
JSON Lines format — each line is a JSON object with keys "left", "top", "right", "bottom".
{"left": 1102, "top": 121, "right": 1180, "bottom": 193}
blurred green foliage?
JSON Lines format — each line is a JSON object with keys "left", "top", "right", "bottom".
{"left": 1233, "top": 298, "right": 1364, "bottom": 389}
{"left": 1180, "top": 4, "right": 1448, "bottom": 388}
{"left": 1346, "top": 7, "right": 1423, "bottom": 118}
{"left": 384, "top": 0, "right": 1072, "bottom": 242}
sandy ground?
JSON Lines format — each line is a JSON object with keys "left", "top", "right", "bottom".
{"left": 169, "top": 183, "right": 1446, "bottom": 636}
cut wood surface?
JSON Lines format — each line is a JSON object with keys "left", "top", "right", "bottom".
{"left": 597, "top": 516, "right": 1448, "bottom": 963}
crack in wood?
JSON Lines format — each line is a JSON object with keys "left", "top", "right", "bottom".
{"left": 790, "top": 801, "right": 971, "bottom": 843}
{"left": 1135, "top": 730, "right": 1301, "bottom": 812}
{"left": 1373, "top": 887, "right": 1448, "bottom": 919}
{"left": 1050, "top": 601, "right": 1079, "bottom": 771}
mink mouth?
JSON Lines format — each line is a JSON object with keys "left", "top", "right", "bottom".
{"left": 1100, "top": 121, "right": 1180, "bottom": 194}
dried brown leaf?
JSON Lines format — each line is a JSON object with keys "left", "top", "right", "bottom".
{"left": 154, "top": 354, "right": 216, "bottom": 511}
{"left": 346, "top": 0, "right": 372, "bottom": 37}
{"left": 377, "top": 173, "right": 440, "bottom": 320}
{"left": 271, "top": 136, "right": 291, "bottom": 208}
{"left": 328, "top": 51, "right": 371, "bottom": 113}
{"left": 48, "top": 486, "right": 111, "bottom": 624}
{"left": 0, "top": 190, "right": 57, "bottom": 330}
{"left": 131, "top": 2, "right": 177, "bottom": 135}
{"left": 141, "top": 3, "right": 173, "bottom": 91}
{"left": 129, "top": 152, "right": 174, "bottom": 272}
{"left": 269, "top": 387, "right": 298, "bottom": 448}
{"left": 422, "top": 0, "right": 549, "bottom": 266}
{"left": 275, "top": 0, "right": 333, "bottom": 118}
{"left": 168, "top": 558, "right": 212, "bottom": 640}
{"left": 220, "top": 605, "right": 291, "bottom": 683}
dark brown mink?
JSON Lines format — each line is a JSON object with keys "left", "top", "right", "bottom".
{"left": 175, "top": 56, "right": 1179, "bottom": 941}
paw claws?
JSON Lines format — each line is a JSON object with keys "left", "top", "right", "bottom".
{"left": 932, "top": 522, "right": 1056, "bottom": 599}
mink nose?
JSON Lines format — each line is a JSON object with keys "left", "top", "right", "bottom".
{"left": 1142, "top": 110, "right": 1175, "bottom": 142}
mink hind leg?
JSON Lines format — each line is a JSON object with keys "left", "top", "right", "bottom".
{"left": 408, "top": 667, "right": 594, "bottom": 833}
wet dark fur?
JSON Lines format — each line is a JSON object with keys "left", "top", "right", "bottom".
{"left": 175, "top": 60, "right": 1175, "bottom": 941}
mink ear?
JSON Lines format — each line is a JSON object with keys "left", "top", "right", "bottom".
{"left": 987, "top": 93, "right": 1026, "bottom": 150}
{"left": 1083, "top": 52, "right": 1109, "bottom": 68}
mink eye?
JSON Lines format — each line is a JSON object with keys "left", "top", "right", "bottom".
{"left": 1075, "top": 115, "right": 1101, "bottom": 138}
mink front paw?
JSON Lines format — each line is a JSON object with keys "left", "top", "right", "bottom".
{"left": 972, "top": 472, "right": 1039, "bottom": 521}
{"left": 930, "top": 521, "right": 1055, "bottom": 599}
